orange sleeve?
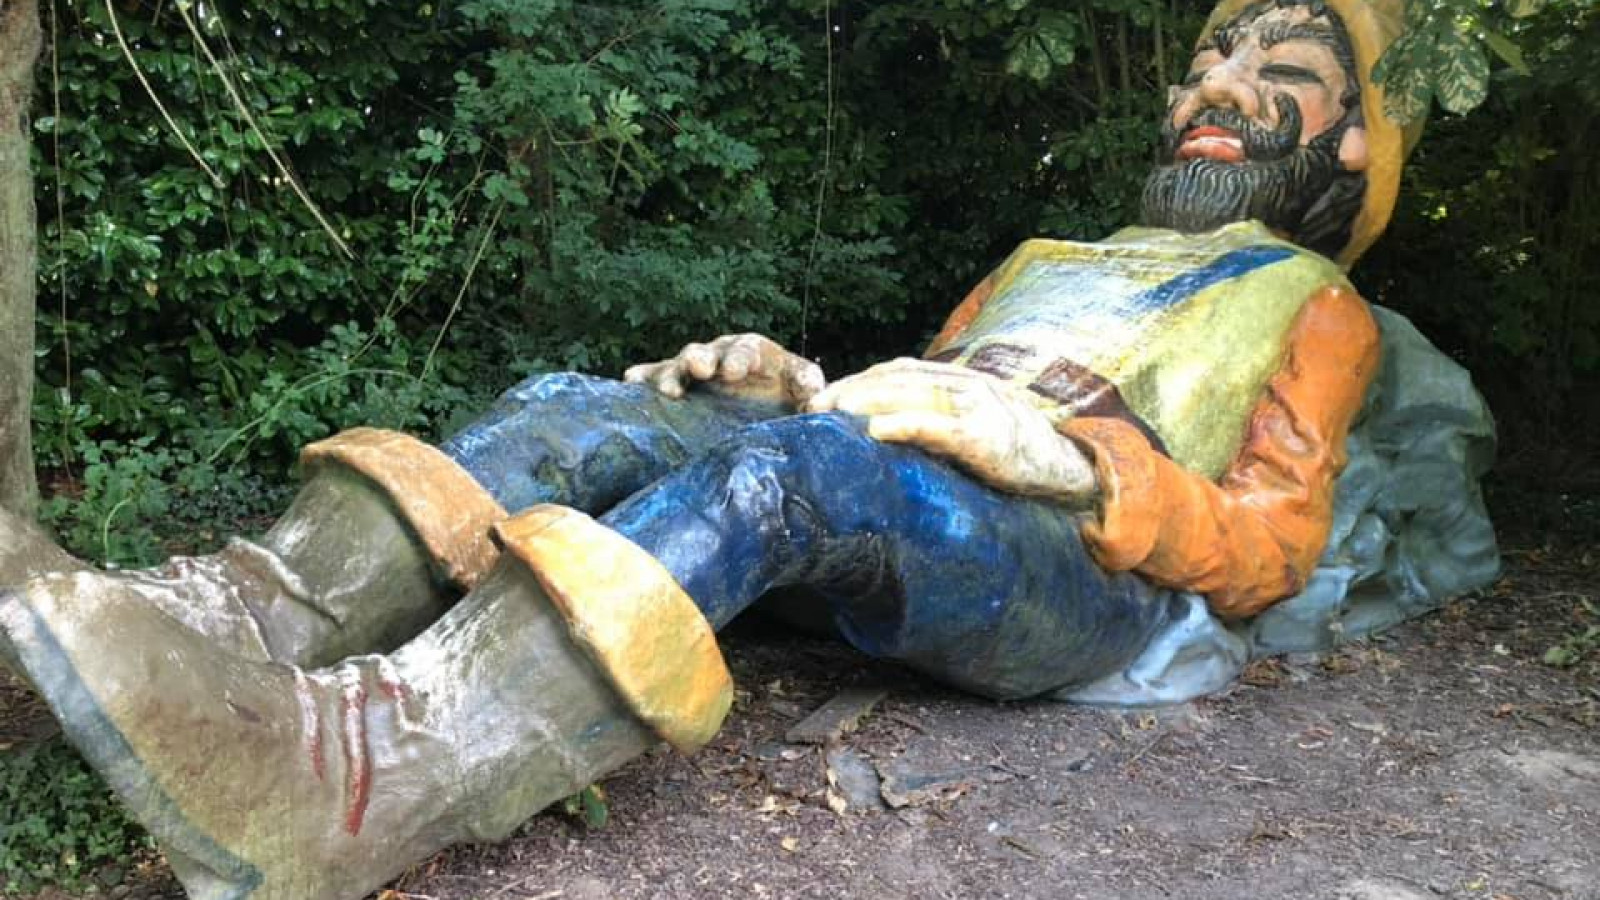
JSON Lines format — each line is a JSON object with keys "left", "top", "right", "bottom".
{"left": 1060, "top": 285, "right": 1381, "bottom": 619}
{"left": 924, "top": 274, "right": 996, "bottom": 358}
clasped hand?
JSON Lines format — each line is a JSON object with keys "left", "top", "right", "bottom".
{"left": 627, "top": 338, "right": 1098, "bottom": 504}
{"left": 625, "top": 333, "right": 826, "bottom": 408}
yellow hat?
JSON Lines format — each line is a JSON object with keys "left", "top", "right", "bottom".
{"left": 1199, "top": 0, "right": 1422, "bottom": 267}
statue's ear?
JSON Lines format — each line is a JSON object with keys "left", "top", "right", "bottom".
{"left": 1339, "top": 124, "right": 1370, "bottom": 172}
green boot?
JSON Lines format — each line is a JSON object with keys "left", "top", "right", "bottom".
{"left": 5, "top": 428, "right": 507, "bottom": 669}
{"left": 0, "top": 505, "right": 731, "bottom": 900}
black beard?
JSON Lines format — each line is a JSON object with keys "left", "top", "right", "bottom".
{"left": 1139, "top": 95, "right": 1364, "bottom": 259}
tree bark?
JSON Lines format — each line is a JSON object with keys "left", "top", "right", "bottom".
{"left": 0, "top": 0, "right": 41, "bottom": 519}
{"left": 0, "top": 504, "right": 80, "bottom": 586}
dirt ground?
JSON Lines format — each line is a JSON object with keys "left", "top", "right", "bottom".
{"left": 6, "top": 534, "right": 1598, "bottom": 900}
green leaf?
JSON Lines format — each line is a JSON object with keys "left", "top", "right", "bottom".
{"left": 1005, "top": 13, "right": 1077, "bottom": 82}
{"left": 1544, "top": 644, "right": 1576, "bottom": 667}
{"left": 1005, "top": 34, "right": 1054, "bottom": 82}
{"left": 1434, "top": 29, "right": 1491, "bottom": 114}
{"left": 561, "top": 785, "right": 609, "bottom": 829}
{"left": 1481, "top": 28, "right": 1530, "bottom": 76}
{"left": 1376, "top": 34, "right": 1435, "bottom": 124}
{"left": 579, "top": 785, "right": 609, "bottom": 829}
{"left": 1507, "top": 0, "right": 1545, "bottom": 18}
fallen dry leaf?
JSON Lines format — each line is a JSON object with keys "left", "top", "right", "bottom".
{"left": 825, "top": 788, "right": 848, "bottom": 815}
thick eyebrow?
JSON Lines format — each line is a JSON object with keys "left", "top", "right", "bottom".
{"left": 1202, "top": 0, "right": 1277, "bottom": 56}
{"left": 1198, "top": 25, "right": 1241, "bottom": 56}
{"left": 1259, "top": 62, "right": 1327, "bottom": 85}
{"left": 1256, "top": 21, "right": 1341, "bottom": 52}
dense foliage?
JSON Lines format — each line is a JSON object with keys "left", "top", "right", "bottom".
{"left": 23, "top": 0, "right": 1598, "bottom": 562}
{"left": 1364, "top": 0, "right": 1600, "bottom": 458}
{"left": 23, "top": 0, "right": 1179, "bottom": 560}
{"left": 0, "top": 739, "right": 148, "bottom": 892}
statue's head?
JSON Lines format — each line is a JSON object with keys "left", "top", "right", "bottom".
{"left": 1140, "top": 0, "right": 1412, "bottom": 267}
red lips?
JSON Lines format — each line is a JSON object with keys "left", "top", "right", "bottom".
{"left": 1177, "top": 125, "right": 1246, "bottom": 163}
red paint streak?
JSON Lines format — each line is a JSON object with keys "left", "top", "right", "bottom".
{"left": 310, "top": 732, "right": 327, "bottom": 783}
{"left": 376, "top": 677, "right": 411, "bottom": 702}
{"left": 340, "top": 679, "right": 372, "bottom": 836}
{"left": 293, "top": 670, "right": 326, "bottom": 782}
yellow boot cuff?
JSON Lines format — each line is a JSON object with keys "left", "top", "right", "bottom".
{"left": 301, "top": 428, "right": 509, "bottom": 591}
{"left": 495, "top": 505, "right": 734, "bottom": 754}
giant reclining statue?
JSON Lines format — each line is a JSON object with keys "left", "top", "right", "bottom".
{"left": 0, "top": 0, "right": 1497, "bottom": 897}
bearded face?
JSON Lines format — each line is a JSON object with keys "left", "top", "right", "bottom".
{"left": 1139, "top": 0, "right": 1369, "bottom": 260}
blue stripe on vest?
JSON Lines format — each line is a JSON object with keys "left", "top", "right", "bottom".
{"left": 1126, "top": 244, "right": 1297, "bottom": 315}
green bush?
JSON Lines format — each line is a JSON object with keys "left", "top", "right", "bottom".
{"left": 0, "top": 741, "right": 149, "bottom": 894}
{"left": 29, "top": 0, "right": 1198, "bottom": 493}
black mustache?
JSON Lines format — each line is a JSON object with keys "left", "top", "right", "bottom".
{"left": 1164, "top": 94, "right": 1302, "bottom": 162}
{"left": 1139, "top": 119, "right": 1359, "bottom": 259}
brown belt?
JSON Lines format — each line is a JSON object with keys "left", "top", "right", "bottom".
{"left": 928, "top": 342, "right": 1171, "bottom": 456}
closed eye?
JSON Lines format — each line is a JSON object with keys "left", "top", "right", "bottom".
{"left": 1182, "top": 69, "right": 1206, "bottom": 87}
{"left": 1259, "top": 63, "right": 1324, "bottom": 86}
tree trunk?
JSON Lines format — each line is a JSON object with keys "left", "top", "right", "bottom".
{"left": 1083, "top": 8, "right": 1110, "bottom": 104}
{"left": 0, "top": 504, "right": 80, "bottom": 585}
{"left": 1153, "top": 6, "right": 1168, "bottom": 92}
{"left": 0, "top": 0, "right": 41, "bottom": 520}
{"left": 1116, "top": 14, "right": 1132, "bottom": 96}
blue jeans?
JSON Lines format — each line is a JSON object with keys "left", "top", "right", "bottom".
{"left": 442, "top": 373, "right": 1170, "bottom": 699}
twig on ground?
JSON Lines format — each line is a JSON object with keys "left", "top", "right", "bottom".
{"left": 1125, "top": 732, "right": 1168, "bottom": 769}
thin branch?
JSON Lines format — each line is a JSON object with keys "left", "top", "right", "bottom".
{"left": 103, "top": 0, "right": 224, "bottom": 188}
{"left": 48, "top": 0, "right": 69, "bottom": 423}
{"left": 174, "top": 0, "right": 354, "bottom": 259}
{"left": 204, "top": 366, "right": 412, "bottom": 464}
{"left": 800, "top": 0, "right": 837, "bottom": 357}
{"left": 423, "top": 200, "right": 506, "bottom": 380}
{"left": 584, "top": 6, "right": 667, "bottom": 66}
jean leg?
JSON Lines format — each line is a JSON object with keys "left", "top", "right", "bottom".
{"left": 440, "top": 373, "right": 781, "bottom": 515}
{"left": 602, "top": 413, "right": 1172, "bottom": 699}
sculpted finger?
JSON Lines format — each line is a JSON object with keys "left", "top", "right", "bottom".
{"left": 784, "top": 359, "right": 827, "bottom": 405}
{"left": 1051, "top": 437, "right": 1100, "bottom": 497}
{"left": 806, "top": 370, "right": 894, "bottom": 413}
{"left": 854, "top": 359, "right": 991, "bottom": 398}
{"left": 719, "top": 340, "right": 763, "bottom": 383}
{"left": 728, "top": 333, "right": 771, "bottom": 360}
{"left": 651, "top": 364, "right": 687, "bottom": 398}
{"left": 679, "top": 343, "right": 717, "bottom": 381}
{"left": 865, "top": 411, "right": 971, "bottom": 459}
{"left": 873, "top": 356, "right": 929, "bottom": 374}
{"left": 871, "top": 357, "right": 983, "bottom": 381}
{"left": 819, "top": 372, "right": 965, "bottom": 418}
{"left": 803, "top": 381, "right": 838, "bottom": 413}
{"left": 624, "top": 361, "right": 686, "bottom": 397}
{"left": 822, "top": 377, "right": 919, "bottom": 418}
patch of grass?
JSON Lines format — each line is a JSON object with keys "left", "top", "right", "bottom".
{"left": 1543, "top": 598, "right": 1599, "bottom": 669}
{"left": 560, "top": 784, "right": 609, "bottom": 830}
{"left": 0, "top": 740, "right": 149, "bottom": 893}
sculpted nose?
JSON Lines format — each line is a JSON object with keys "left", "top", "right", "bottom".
{"left": 1196, "top": 61, "right": 1260, "bottom": 119}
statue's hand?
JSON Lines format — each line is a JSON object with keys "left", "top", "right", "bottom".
{"left": 805, "top": 358, "right": 1099, "bottom": 503}
{"left": 625, "top": 333, "right": 826, "bottom": 409}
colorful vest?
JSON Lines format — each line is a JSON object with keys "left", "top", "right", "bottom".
{"left": 933, "top": 221, "right": 1353, "bottom": 479}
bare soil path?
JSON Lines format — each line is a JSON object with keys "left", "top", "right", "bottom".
{"left": 9, "top": 539, "right": 1598, "bottom": 900}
